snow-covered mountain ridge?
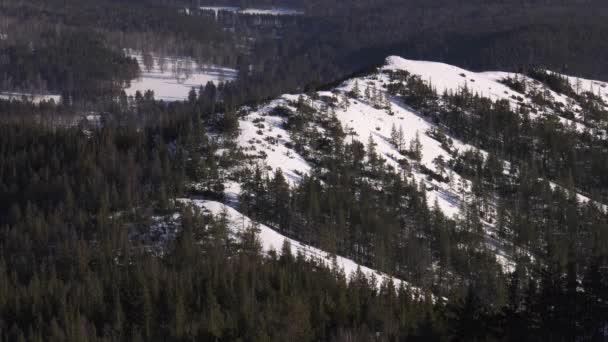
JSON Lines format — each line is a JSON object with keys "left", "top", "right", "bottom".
{"left": 234, "top": 56, "right": 608, "bottom": 215}
{"left": 212, "top": 56, "right": 608, "bottom": 274}
{"left": 172, "top": 55, "right": 608, "bottom": 293}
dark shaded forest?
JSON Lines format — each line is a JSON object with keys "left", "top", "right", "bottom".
{"left": 1, "top": 0, "right": 608, "bottom": 341}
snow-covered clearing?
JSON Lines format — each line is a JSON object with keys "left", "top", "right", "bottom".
{"left": 235, "top": 73, "right": 476, "bottom": 218}
{"left": 236, "top": 98, "right": 311, "bottom": 184}
{"left": 383, "top": 58, "right": 524, "bottom": 105}
{"left": 200, "top": 6, "right": 303, "bottom": 16}
{"left": 125, "top": 53, "right": 237, "bottom": 102}
{"left": 0, "top": 92, "right": 61, "bottom": 104}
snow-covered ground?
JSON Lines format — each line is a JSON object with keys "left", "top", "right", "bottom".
{"left": 169, "top": 54, "right": 608, "bottom": 282}
{"left": 482, "top": 71, "right": 578, "bottom": 108}
{"left": 236, "top": 72, "right": 475, "bottom": 218}
{"left": 0, "top": 92, "right": 61, "bottom": 104}
{"left": 382, "top": 57, "right": 591, "bottom": 131}
{"left": 240, "top": 8, "right": 304, "bottom": 15}
{"left": 125, "top": 53, "right": 237, "bottom": 102}
{"left": 199, "top": 6, "right": 239, "bottom": 16}
{"left": 563, "top": 74, "right": 608, "bottom": 104}
{"left": 384, "top": 58, "right": 523, "bottom": 104}
{"left": 200, "top": 6, "right": 303, "bottom": 16}
{"left": 332, "top": 83, "right": 468, "bottom": 218}
{"left": 180, "top": 198, "right": 413, "bottom": 289}
{"left": 236, "top": 98, "right": 311, "bottom": 183}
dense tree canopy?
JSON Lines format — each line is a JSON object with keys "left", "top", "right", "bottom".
{"left": 1, "top": 0, "right": 608, "bottom": 340}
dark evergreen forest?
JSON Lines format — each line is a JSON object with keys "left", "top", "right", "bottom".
{"left": 1, "top": 0, "right": 608, "bottom": 341}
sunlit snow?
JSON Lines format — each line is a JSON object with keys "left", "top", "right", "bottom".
{"left": 125, "top": 53, "right": 237, "bottom": 102}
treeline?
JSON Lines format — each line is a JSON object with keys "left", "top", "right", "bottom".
{"left": 0, "top": 0, "right": 239, "bottom": 102}
{"left": 203, "top": 0, "right": 608, "bottom": 106}
{"left": 236, "top": 90, "right": 608, "bottom": 339}
{"left": 0, "top": 82, "right": 243, "bottom": 224}
{"left": 0, "top": 191, "right": 444, "bottom": 341}
{"left": 0, "top": 0, "right": 228, "bottom": 43}
{"left": 0, "top": 31, "right": 139, "bottom": 102}
{"left": 1, "top": 74, "right": 607, "bottom": 341}
{"left": 3, "top": 0, "right": 608, "bottom": 110}
{"left": 0, "top": 88, "right": 438, "bottom": 342}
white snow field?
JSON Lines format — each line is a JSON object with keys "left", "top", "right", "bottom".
{"left": 179, "top": 198, "right": 415, "bottom": 290}
{"left": 333, "top": 80, "right": 472, "bottom": 218}
{"left": 200, "top": 6, "right": 303, "bottom": 16}
{"left": 382, "top": 57, "right": 597, "bottom": 131}
{"left": 236, "top": 97, "right": 312, "bottom": 184}
{"left": 0, "top": 92, "right": 61, "bottom": 104}
{"left": 125, "top": 53, "right": 237, "bottom": 102}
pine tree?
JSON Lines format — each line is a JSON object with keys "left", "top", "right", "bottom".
{"left": 170, "top": 292, "right": 186, "bottom": 339}
{"left": 142, "top": 52, "right": 154, "bottom": 73}
{"left": 240, "top": 221, "right": 263, "bottom": 256}
{"left": 433, "top": 155, "right": 446, "bottom": 179}
{"left": 269, "top": 168, "right": 291, "bottom": 232}
{"left": 397, "top": 126, "right": 405, "bottom": 152}
{"left": 390, "top": 124, "right": 399, "bottom": 147}
{"left": 204, "top": 283, "right": 225, "bottom": 339}
{"left": 410, "top": 132, "right": 423, "bottom": 162}
{"left": 351, "top": 80, "right": 361, "bottom": 98}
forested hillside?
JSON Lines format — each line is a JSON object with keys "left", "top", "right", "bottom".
{"left": 1, "top": 0, "right": 608, "bottom": 341}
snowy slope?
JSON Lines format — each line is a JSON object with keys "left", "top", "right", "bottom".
{"left": 233, "top": 56, "right": 608, "bottom": 218}
{"left": 235, "top": 84, "right": 470, "bottom": 218}
{"left": 235, "top": 74, "right": 477, "bottom": 217}
{"left": 384, "top": 57, "right": 585, "bottom": 109}
{"left": 180, "top": 198, "right": 412, "bottom": 289}
{"left": 236, "top": 97, "right": 311, "bottom": 183}
{"left": 125, "top": 53, "right": 237, "bottom": 102}
{"left": 382, "top": 57, "right": 589, "bottom": 130}
{"left": 384, "top": 58, "right": 522, "bottom": 104}
{"left": 482, "top": 72, "right": 577, "bottom": 108}
{"left": 219, "top": 55, "right": 608, "bottom": 278}
{"left": 563, "top": 75, "right": 608, "bottom": 104}
{"left": 331, "top": 84, "right": 467, "bottom": 217}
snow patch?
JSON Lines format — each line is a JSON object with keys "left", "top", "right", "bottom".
{"left": 236, "top": 98, "right": 311, "bottom": 183}
{"left": 200, "top": 6, "right": 303, "bottom": 16}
